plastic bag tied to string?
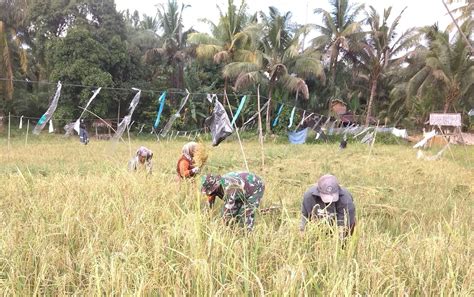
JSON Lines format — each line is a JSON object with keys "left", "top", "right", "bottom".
{"left": 205, "top": 96, "right": 233, "bottom": 146}
{"left": 160, "top": 93, "right": 190, "bottom": 137}
{"left": 113, "top": 88, "right": 141, "bottom": 141}
{"left": 272, "top": 104, "right": 284, "bottom": 127}
{"left": 74, "top": 87, "right": 102, "bottom": 134}
{"left": 33, "top": 81, "right": 62, "bottom": 135}
{"left": 287, "top": 106, "right": 296, "bottom": 128}
{"left": 153, "top": 91, "right": 167, "bottom": 129}
{"left": 230, "top": 95, "right": 247, "bottom": 126}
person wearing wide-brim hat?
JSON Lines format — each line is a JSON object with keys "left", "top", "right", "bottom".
{"left": 201, "top": 171, "right": 265, "bottom": 231}
{"left": 300, "top": 174, "right": 356, "bottom": 239}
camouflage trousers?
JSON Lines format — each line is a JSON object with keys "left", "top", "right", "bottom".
{"left": 222, "top": 188, "right": 264, "bottom": 231}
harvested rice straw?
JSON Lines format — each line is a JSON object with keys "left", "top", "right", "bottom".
{"left": 194, "top": 143, "right": 208, "bottom": 168}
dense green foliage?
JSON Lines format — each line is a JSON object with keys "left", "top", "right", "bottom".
{"left": 0, "top": 0, "right": 472, "bottom": 131}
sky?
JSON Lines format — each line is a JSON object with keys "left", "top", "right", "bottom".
{"left": 115, "top": 0, "right": 460, "bottom": 34}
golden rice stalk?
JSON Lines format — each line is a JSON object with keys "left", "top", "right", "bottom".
{"left": 194, "top": 143, "right": 208, "bottom": 168}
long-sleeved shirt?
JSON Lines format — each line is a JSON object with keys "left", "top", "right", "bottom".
{"left": 208, "top": 172, "right": 265, "bottom": 209}
{"left": 300, "top": 185, "right": 355, "bottom": 231}
{"left": 128, "top": 156, "right": 153, "bottom": 174}
{"left": 176, "top": 155, "right": 196, "bottom": 178}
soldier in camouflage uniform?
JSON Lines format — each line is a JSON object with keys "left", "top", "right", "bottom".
{"left": 201, "top": 172, "right": 265, "bottom": 231}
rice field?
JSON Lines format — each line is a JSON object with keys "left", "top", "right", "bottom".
{"left": 0, "top": 134, "right": 473, "bottom": 295}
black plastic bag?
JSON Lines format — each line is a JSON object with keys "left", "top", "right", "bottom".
{"left": 206, "top": 98, "right": 233, "bottom": 146}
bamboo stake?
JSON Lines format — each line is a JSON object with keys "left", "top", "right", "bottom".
{"left": 7, "top": 112, "right": 11, "bottom": 150}
{"left": 25, "top": 119, "right": 29, "bottom": 147}
{"left": 442, "top": 0, "right": 473, "bottom": 54}
{"left": 366, "top": 120, "right": 379, "bottom": 163}
{"left": 437, "top": 125, "right": 456, "bottom": 161}
{"left": 224, "top": 90, "right": 249, "bottom": 172}
{"left": 127, "top": 126, "right": 132, "bottom": 157}
{"left": 257, "top": 85, "right": 265, "bottom": 170}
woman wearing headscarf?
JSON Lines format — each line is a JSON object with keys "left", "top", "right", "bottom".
{"left": 176, "top": 141, "right": 200, "bottom": 179}
{"left": 128, "top": 146, "right": 153, "bottom": 174}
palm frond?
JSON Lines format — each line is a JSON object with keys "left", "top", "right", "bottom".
{"left": 279, "top": 75, "right": 310, "bottom": 99}
{"left": 187, "top": 32, "right": 220, "bottom": 46}
{"left": 223, "top": 61, "right": 261, "bottom": 79}
{"left": 293, "top": 56, "right": 326, "bottom": 81}
{"left": 406, "top": 66, "right": 431, "bottom": 98}
{"left": 234, "top": 71, "right": 264, "bottom": 90}
{"left": 213, "top": 50, "right": 230, "bottom": 64}
{"left": 234, "top": 49, "right": 260, "bottom": 64}
{"left": 311, "top": 35, "right": 331, "bottom": 50}
{"left": 340, "top": 22, "right": 360, "bottom": 36}
{"left": 194, "top": 44, "right": 222, "bottom": 61}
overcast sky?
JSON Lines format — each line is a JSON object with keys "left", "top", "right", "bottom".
{"left": 115, "top": 0, "right": 461, "bottom": 34}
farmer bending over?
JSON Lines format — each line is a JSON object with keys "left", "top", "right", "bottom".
{"left": 201, "top": 172, "right": 265, "bottom": 231}
{"left": 300, "top": 174, "right": 355, "bottom": 239}
{"left": 177, "top": 141, "right": 200, "bottom": 179}
{"left": 128, "top": 146, "right": 153, "bottom": 174}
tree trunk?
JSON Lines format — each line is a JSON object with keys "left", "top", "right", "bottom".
{"left": 443, "top": 86, "right": 460, "bottom": 113}
{"left": 443, "top": 99, "right": 451, "bottom": 113}
{"left": 265, "top": 85, "right": 273, "bottom": 134}
{"left": 330, "top": 52, "right": 338, "bottom": 86}
{"left": 365, "top": 78, "right": 378, "bottom": 126}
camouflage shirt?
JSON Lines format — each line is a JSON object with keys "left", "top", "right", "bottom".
{"left": 219, "top": 171, "right": 265, "bottom": 230}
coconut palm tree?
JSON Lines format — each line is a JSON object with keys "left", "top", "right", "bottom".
{"left": 187, "top": 0, "right": 259, "bottom": 93}
{"left": 311, "top": 0, "right": 365, "bottom": 85}
{"left": 223, "top": 6, "right": 325, "bottom": 133}
{"left": 406, "top": 22, "right": 473, "bottom": 114}
{"left": 0, "top": 0, "right": 29, "bottom": 101}
{"left": 144, "top": 0, "right": 191, "bottom": 89}
{"left": 356, "top": 6, "right": 419, "bottom": 125}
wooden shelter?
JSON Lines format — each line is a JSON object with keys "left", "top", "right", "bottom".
{"left": 92, "top": 119, "right": 113, "bottom": 140}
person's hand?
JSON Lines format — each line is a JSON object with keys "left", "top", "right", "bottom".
{"left": 191, "top": 167, "right": 200, "bottom": 174}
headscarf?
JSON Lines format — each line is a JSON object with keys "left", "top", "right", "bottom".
{"left": 137, "top": 146, "right": 153, "bottom": 161}
{"left": 181, "top": 141, "right": 197, "bottom": 161}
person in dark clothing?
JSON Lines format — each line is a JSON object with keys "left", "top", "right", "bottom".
{"left": 79, "top": 119, "right": 89, "bottom": 144}
{"left": 300, "top": 174, "right": 356, "bottom": 239}
{"left": 339, "top": 135, "right": 347, "bottom": 149}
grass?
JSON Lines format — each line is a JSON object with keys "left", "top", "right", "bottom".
{"left": 0, "top": 133, "right": 473, "bottom": 295}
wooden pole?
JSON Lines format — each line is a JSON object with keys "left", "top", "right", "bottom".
{"left": 366, "top": 120, "right": 379, "bottom": 163}
{"left": 442, "top": 0, "right": 473, "bottom": 54}
{"left": 127, "top": 124, "right": 132, "bottom": 157}
{"left": 7, "top": 112, "right": 11, "bottom": 150}
{"left": 257, "top": 85, "right": 265, "bottom": 170}
{"left": 25, "top": 119, "right": 29, "bottom": 147}
{"left": 117, "top": 99, "right": 121, "bottom": 127}
{"left": 437, "top": 125, "right": 456, "bottom": 161}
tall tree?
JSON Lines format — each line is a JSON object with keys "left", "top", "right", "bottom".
{"left": 357, "top": 6, "right": 418, "bottom": 125}
{"left": 312, "top": 0, "right": 365, "bottom": 86}
{"left": 145, "top": 0, "right": 191, "bottom": 89}
{"left": 0, "top": 0, "right": 29, "bottom": 102}
{"left": 188, "top": 0, "right": 259, "bottom": 93}
{"left": 223, "top": 6, "right": 325, "bottom": 133}
{"left": 405, "top": 22, "right": 473, "bottom": 114}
